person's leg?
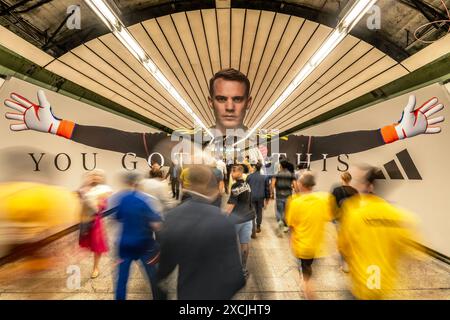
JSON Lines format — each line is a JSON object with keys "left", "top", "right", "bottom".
{"left": 171, "top": 178, "right": 176, "bottom": 198}
{"left": 280, "top": 198, "right": 287, "bottom": 226}
{"left": 250, "top": 209, "right": 256, "bottom": 239}
{"left": 174, "top": 178, "right": 180, "bottom": 200}
{"left": 335, "top": 221, "right": 349, "bottom": 272}
{"left": 115, "top": 257, "right": 133, "bottom": 300}
{"left": 140, "top": 252, "right": 162, "bottom": 300}
{"left": 255, "top": 199, "right": 263, "bottom": 231}
{"left": 275, "top": 198, "right": 283, "bottom": 222}
{"left": 299, "top": 259, "right": 316, "bottom": 300}
{"left": 275, "top": 199, "right": 284, "bottom": 234}
{"left": 239, "top": 221, "right": 252, "bottom": 277}
{"left": 240, "top": 243, "right": 249, "bottom": 274}
{"left": 92, "top": 253, "right": 101, "bottom": 278}
{"left": 280, "top": 198, "right": 290, "bottom": 232}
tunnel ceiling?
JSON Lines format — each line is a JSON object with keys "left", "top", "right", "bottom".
{"left": 0, "top": 0, "right": 449, "bottom": 131}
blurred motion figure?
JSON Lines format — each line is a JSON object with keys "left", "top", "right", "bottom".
{"left": 78, "top": 169, "right": 112, "bottom": 279}
{"left": 285, "top": 172, "right": 333, "bottom": 300}
{"left": 158, "top": 165, "right": 245, "bottom": 299}
{"left": 0, "top": 147, "right": 80, "bottom": 276}
{"left": 113, "top": 172, "right": 163, "bottom": 300}
{"left": 338, "top": 164, "right": 419, "bottom": 299}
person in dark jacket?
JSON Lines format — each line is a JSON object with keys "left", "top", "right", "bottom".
{"left": 330, "top": 171, "right": 358, "bottom": 273}
{"left": 166, "top": 160, "right": 182, "bottom": 200}
{"left": 157, "top": 165, "right": 245, "bottom": 300}
{"left": 331, "top": 172, "right": 358, "bottom": 211}
{"left": 246, "top": 162, "right": 269, "bottom": 238}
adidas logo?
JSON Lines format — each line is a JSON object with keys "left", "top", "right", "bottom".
{"left": 377, "top": 149, "right": 422, "bottom": 180}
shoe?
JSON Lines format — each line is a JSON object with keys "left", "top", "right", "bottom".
{"left": 91, "top": 269, "right": 100, "bottom": 279}
{"left": 243, "top": 269, "right": 250, "bottom": 279}
{"left": 340, "top": 262, "right": 349, "bottom": 273}
{"left": 256, "top": 226, "right": 261, "bottom": 233}
{"left": 276, "top": 221, "right": 284, "bottom": 237}
{"left": 277, "top": 220, "right": 284, "bottom": 230}
{"left": 251, "top": 232, "right": 256, "bottom": 239}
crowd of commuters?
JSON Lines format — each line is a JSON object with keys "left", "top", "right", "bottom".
{"left": 0, "top": 150, "right": 420, "bottom": 300}
{"left": 2, "top": 66, "right": 441, "bottom": 300}
{"left": 73, "top": 156, "right": 414, "bottom": 300}
{"left": 0, "top": 148, "right": 420, "bottom": 300}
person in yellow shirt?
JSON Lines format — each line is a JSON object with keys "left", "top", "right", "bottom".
{"left": 179, "top": 166, "right": 191, "bottom": 201}
{"left": 0, "top": 181, "right": 81, "bottom": 279}
{"left": 338, "top": 164, "right": 418, "bottom": 300}
{"left": 285, "top": 172, "right": 332, "bottom": 300}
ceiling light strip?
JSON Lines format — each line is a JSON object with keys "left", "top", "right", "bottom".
{"left": 238, "top": 0, "right": 377, "bottom": 145}
{"left": 85, "top": 0, "right": 213, "bottom": 137}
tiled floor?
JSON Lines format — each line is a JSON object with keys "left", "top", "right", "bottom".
{"left": 0, "top": 202, "right": 449, "bottom": 300}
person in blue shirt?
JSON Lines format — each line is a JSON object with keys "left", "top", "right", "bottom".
{"left": 113, "top": 172, "right": 163, "bottom": 300}
{"left": 246, "top": 162, "right": 269, "bottom": 237}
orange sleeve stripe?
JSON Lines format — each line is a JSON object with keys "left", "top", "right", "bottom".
{"left": 56, "top": 120, "right": 75, "bottom": 139}
{"left": 380, "top": 125, "right": 398, "bottom": 144}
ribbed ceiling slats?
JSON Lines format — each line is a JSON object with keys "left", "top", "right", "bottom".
{"left": 246, "top": 22, "right": 331, "bottom": 127}
{"left": 47, "top": 8, "right": 409, "bottom": 132}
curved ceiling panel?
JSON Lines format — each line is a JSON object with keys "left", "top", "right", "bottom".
{"left": 2, "top": 0, "right": 447, "bottom": 132}
{"left": 43, "top": 8, "right": 412, "bottom": 132}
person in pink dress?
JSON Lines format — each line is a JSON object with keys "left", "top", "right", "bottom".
{"left": 78, "top": 169, "right": 112, "bottom": 279}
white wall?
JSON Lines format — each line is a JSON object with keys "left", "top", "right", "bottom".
{"left": 297, "top": 82, "right": 450, "bottom": 256}
{"left": 0, "top": 76, "right": 160, "bottom": 191}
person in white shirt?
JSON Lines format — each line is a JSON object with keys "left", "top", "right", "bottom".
{"left": 140, "top": 170, "right": 177, "bottom": 215}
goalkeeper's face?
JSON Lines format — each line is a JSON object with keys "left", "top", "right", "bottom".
{"left": 208, "top": 78, "right": 252, "bottom": 133}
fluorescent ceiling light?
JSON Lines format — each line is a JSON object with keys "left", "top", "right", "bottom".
{"left": 85, "top": 0, "right": 118, "bottom": 30}
{"left": 341, "top": 0, "right": 377, "bottom": 30}
{"left": 84, "top": 0, "right": 213, "bottom": 137}
{"left": 116, "top": 27, "right": 147, "bottom": 62}
{"left": 238, "top": 0, "right": 377, "bottom": 145}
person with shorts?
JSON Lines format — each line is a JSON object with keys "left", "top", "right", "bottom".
{"left": 225, "top": 164, "right": 256, "bottom": 278}
{"left": 285, "top": 172, "right": 333, "bottom": 299}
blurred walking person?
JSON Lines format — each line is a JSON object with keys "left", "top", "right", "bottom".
{"left": 78, "top": 169, "right": 112, "bottom": 279}
{"left": 113, "top": 172, "right": 163, "bottom": 300}
{"left": 209, "top": 159, "right": 225, "bottom": 208}
{"left": 141, "top": 169, "right": 176, "bottom": 214}
{"left": 331, "top": 172, "right": 358, "bottom": 212}
{"left": 246, "top": 162, "right": 268, "bottom": 237}
{"left": 271, "top": 159, "right": 297, "bottom": 235}
{"left": 338, "top": 164, "right": 419, "bottom": 300}
{"left": 330, "top": 171, "right": 358, "bottom": 272}
{"left": 166, "top": 160, "right": 181, "bottom": 200}
{"left": 285, "top": 172, "right": 333, "bottom": 300}
{"left": 216, "top": 156, "right": 228, "bottom": 193}
{"left": 157, "top": 165, "right": 245, "bottom": 299}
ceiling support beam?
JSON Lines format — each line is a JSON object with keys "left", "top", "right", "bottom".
{"left": 0, "top": 0, "right": 33, "bottom": 16}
